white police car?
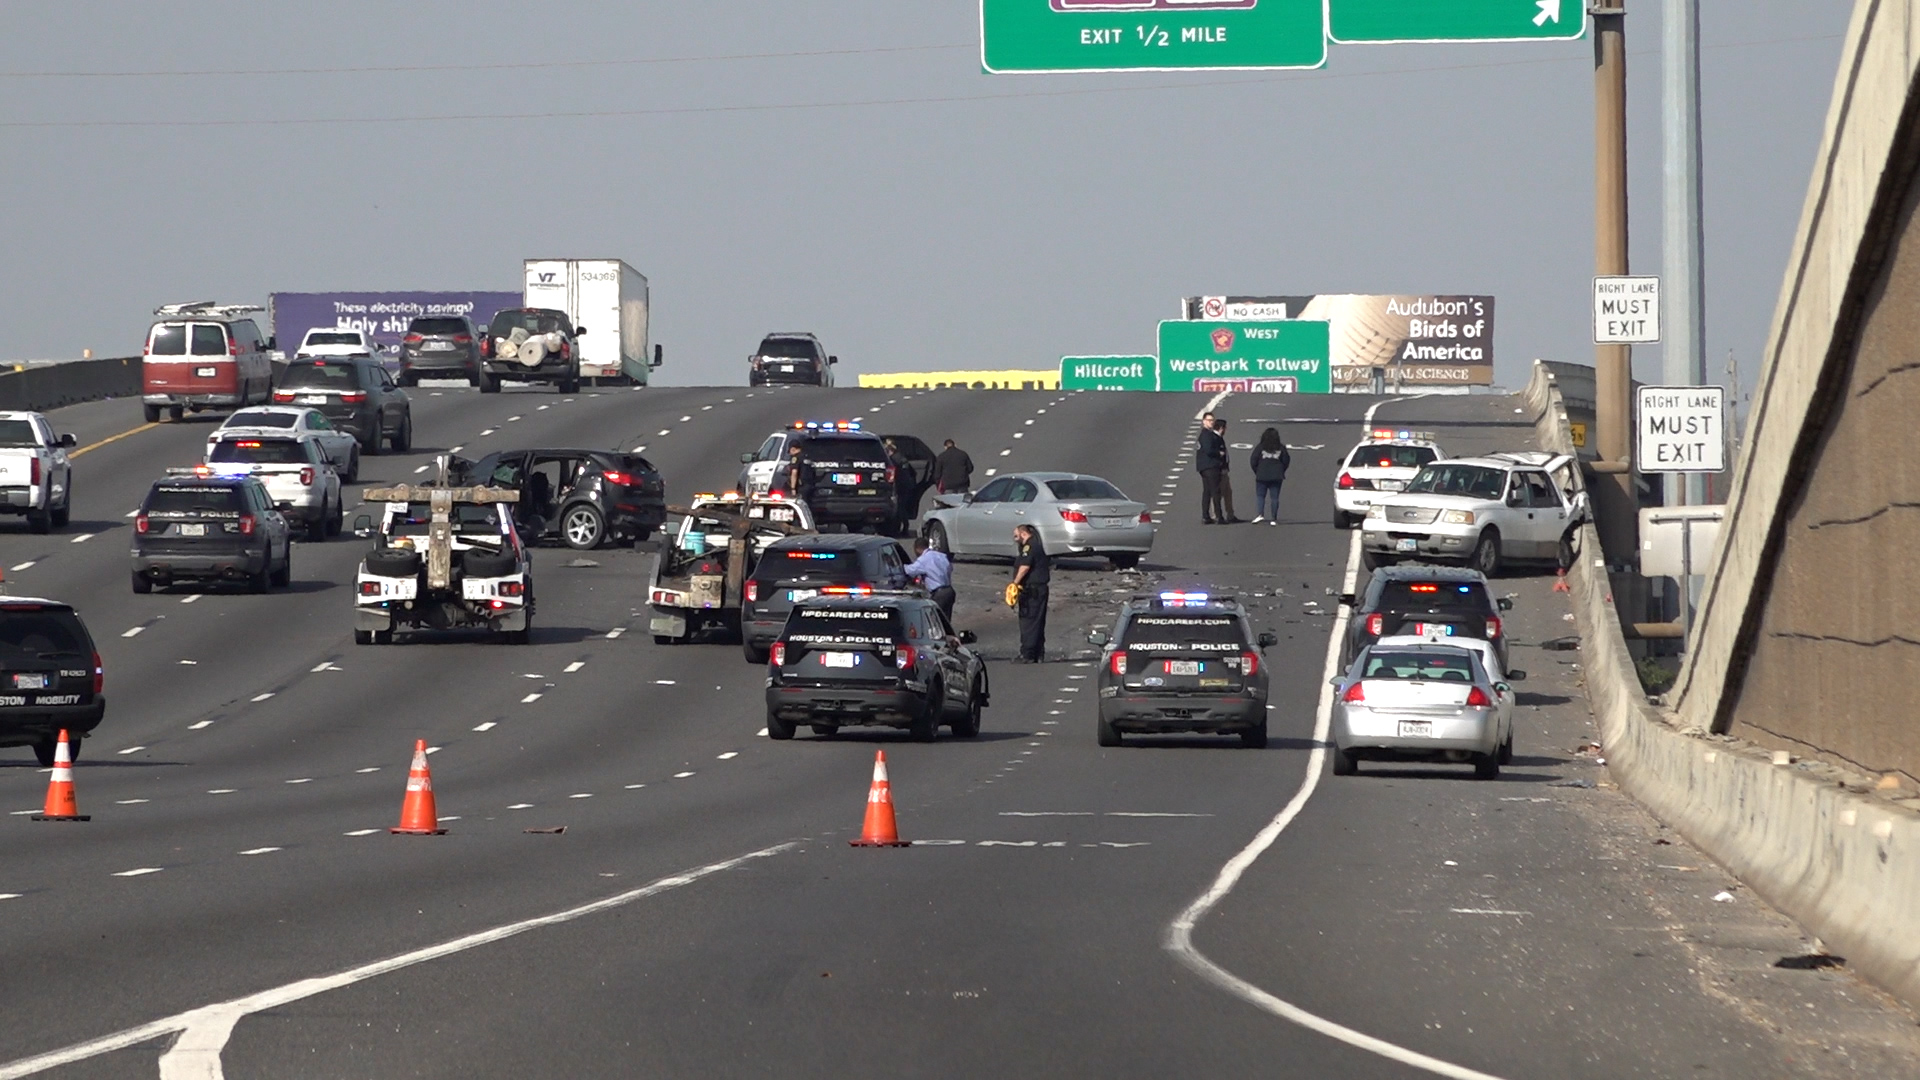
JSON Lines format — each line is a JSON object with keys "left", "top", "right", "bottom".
{"left": 1334, "top": 429, "right": 1443, "bottom": 529}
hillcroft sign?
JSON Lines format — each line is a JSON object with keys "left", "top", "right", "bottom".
{"left": 1059, "top": 355, "right": 1159, "bottom": 391}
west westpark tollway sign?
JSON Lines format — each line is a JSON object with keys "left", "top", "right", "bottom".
{"left": 980, "top": 0, "right": 1327, "bottom": 73}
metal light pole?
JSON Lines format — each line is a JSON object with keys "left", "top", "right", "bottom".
{"left": 1592, "top": 4, "right": 1639, "bottom": 588}
{"left": 1662, "top": 0, "right": 1707, "bottom": 509}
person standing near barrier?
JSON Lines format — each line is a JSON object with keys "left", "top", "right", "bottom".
{"left": 905, "top": 536, "right": 955, "bottom": 619}
{"left": 1009, "top": 523, "right": 1050, "bottom": 662}
{"left": 1197, "top": 413, "right": 1228, "bottom": 525}
{"left": 1212, "top": 417, "right": 1243, "bottom": 523}
{"left": 934, "top": 439, "right": 974, "bottom": 495}
{"left": 1249, "top": 426, "right": 1291, "bottom": 525}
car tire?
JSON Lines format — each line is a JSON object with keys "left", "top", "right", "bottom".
{"left": 1332, "top": 748, "right": 1358, "bottom": 776}
{"left": 272, "top": 545, "right": 293, "bottom": 587}
{"left": 33, "top": 734, "right": 79, "bottom": 768}
{"left": 168, "top": 405, "right": 184, "bottom": 423}
{"left": 1109, "top": 553, "right": 1140, "bottom": 571}
{"left": 364, "top": 547, "right": 421, "bottom": 578}
{"left": 144, "top": 403, "right": 162, "bottom": 424}
{"left": 25, "top": 509, "right": 49, "bottom": 535}
{"left": 1498, "top": 729, "right": 1514, "bottom": 765}
{"left": 1334, "top": 511, "right": 1355, "bottom": 529}
{"left": 926, "top": 521, "right": 950, "bottom": 554}
{"left": 480, "top": 374, "right": 501, "bottom": 394}
{"left": 354, "top": 629, "right": 372, "bottom": 645}
{"left": 766, "top": 711, "right": 796, "bottom": 741}
{"left": 1096, "top": 713, "right": 1122, "bottom": 747}
{"left": 1361, "top": 546, "right": 1392, "bottom": 571}
{"left": 910, "top": 683, "right": 941, "bottom": 742}
{"left": 51, "top": 487, "right": 70, "bottom": 528}
{"left": 1557, "top": 529, "right": 1578, "bottom": 571}
{"left": 248, "top": 562, "right": 271, "bottom": 594}
{"left": 390, "top": 412, "right": 412, "bottom": 453}
{"left": 558, "top": 374, "right": 580, "bottom": 395}
{"left": 561, "top": 504, "right": 605, "bottom": 550}
{"left": 131, "top": 571, "right": 152, "bottom": 595}
{"left": 1471, "top": 529, "right": 1502, "bottom": 578}
{"left": 461, "top": 549, "right": 518, "bottom": 578}
{"left": 951, "top": 681, "right": 983, "bottom": 738}
{"left": 1240, "top": 721, "right": 1269, "bottom": 749}
{"left": 1474, "top": 753, "right": 1501, "bottom": 780}
{"left": 306, "top": 507, "right": 329, "bottom": 543}
{"left": 361, "top": 430, "right": 382, "bottom": 457}
{"left": 344, "top": 446, "right": 360, "bottom": 483}
{"left": 742, "top": 641, "right": 770, "bottom": 664}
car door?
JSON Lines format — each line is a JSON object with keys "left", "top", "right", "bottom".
{"left": 953, "top": 476, "right": 1012, "bottom": 551}
{"left": 375, "top": 364, "right": 406, "bottom": 432}
{"left": 33, "top": 416, "right": 68, "bottom": 505}
{"left": 875, "top": 543, "right": 913, "bottom": 591}
{"left": 996, "top": 479, "right": 1038, "bottom": 556}
{"left": 745, "top": 434, "right": 784, "bottom": 494}
{"left": 1503, "top": 470, "right": 1560, "bottom": 557}
{"left": 301, "top": 411, "right": 346, "bottom": 468}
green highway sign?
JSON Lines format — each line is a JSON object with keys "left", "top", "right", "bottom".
{"left": 1328, "top": 0, "right": 1586, "bottom": 44}
{"left": 980, "top": 0, "right": 1326, "bottom": 74}
{"left": 1157, "top": 320, "right": 1331, "bottom": 393}
{"left": 1060, "top": 355, "right": 1159, "bottom": 391}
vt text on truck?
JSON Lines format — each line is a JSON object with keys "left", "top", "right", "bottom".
{"left": 352, "top": 460, "right": 533, "bottom": 645}
{"left": 522, "top": 259, "right": 662, "bottom": 386}
{"left": 648, "top": 492, "right": 815, "bottom": 645}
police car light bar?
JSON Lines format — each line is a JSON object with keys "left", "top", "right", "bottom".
{"left": 790, "top": 420, "right": 861, "bottom": 431}
{"left": 1158, "top": 591, "right": 1210, "bottom": 603}
{"left": 1367, "top": 428, "right": 1437, "bottom": 442}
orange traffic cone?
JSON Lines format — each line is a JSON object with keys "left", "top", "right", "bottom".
{"left": 1553, "top": 568, "right": 1571, "bottom": 594}
{"left": 32, "top": 729, "right": 88, "bottom": 821}
{"left": 390, "top": 739, "right": 446, "bottom": 835}
{"left": 849, "top": 749, "right": 909, "bottom": 847}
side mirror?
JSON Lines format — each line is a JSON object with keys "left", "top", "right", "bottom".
{"left": 1088, "top": 629, "right": 1110, "bottom": 646}
{"left": 957, "top": 629, "right": 978, "bottom": 644}
{"left": 1257, "top": 631, "right": 1278, "bottom": 649}
{"left": 352, "top": 514, "right": 373, "bottom": 538}
{"left": 740, "top": 452, "right": 756, "bottom": 464}
{"left": 827, "top": 355, "right": 839, "bottom": 365}
{"left": 1337, "top": 592, "right": 1356, "bottom": 607}
{"left": 264, "top": 336, "right": 277, "bottom": 351}
{"left": 1493, "top": 682, "right": 1512, "bottom": 695}
{"left": 962, "top": 492, "right": 976, "bottom": 505}
{"left": 574, "top": 326, "right": 587, "bottom": 336}
{"left": 1497, "top": 597, "right": 1514, "bottom": 611}
{"left": 57, "top": 433, "right": 77, "bottom": 448}
{"left": 652, "top": 344, "right": 664, "bottom": 368}
{"left": 1505, "top": 670, "right": 1527, "bottom": 682}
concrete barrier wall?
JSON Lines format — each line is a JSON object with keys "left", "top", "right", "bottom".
{"left": 1522, "top": 359, "right": 1920, "bottom": 1010}
{"left": 0, "top": 357, "right": 141, "bottom": 414}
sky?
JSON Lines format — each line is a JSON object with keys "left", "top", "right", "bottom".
{"left": 0, "top": 2, "right": 1852, "bottom": 394}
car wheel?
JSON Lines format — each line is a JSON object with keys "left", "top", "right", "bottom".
{"left": 272, "top": 545, "right": 292, "bottom": 588}
{"left": 1332, "top": 748, "right": 1358, "bottom": 776}
{"left": 1471, "top": 529, "right": 1503, "bottom": 578}
{"left": 51, "top": 486, "right": 70, "bottom": 528}
{"left": 131, "top": 571, "right": 152, "bottom": 595}
{"left": 371, "top": 629, "right": 393, "bottom": 645}
{"left": 766, "top": 711, "right": 796, "bottom": 741}
{"left": 33, "top": 735, "right": 78, "bottom": 768}
{"left": 559, "top": 374, "right": 580, "bottom": 395}
{"left": 326, "top": 498, "right": 343, "bottom": 537}
{"left": 480, "top": 374, "right": 501, "bottom": 394}
{"left": 1474, "top": 753, "right": 1501, "bottom": 780}
{"left": 1557, "top": 529, "right": 1578, "bottom": 570}
{"left": 1334, "top": 511, "right": 1354, "bottom": 529}
{"left": 742, "top": 641, "right": 770, "bottom": 664}
{"left": 306, "top": 508, "right": 328, "bottom": 543}
{"left": 561, "top": 504, "right": 605, "bottom": 550}
{"left": 25, "top": 509, "right": 49, "bottom": 535}
{"left": 809, "top": 724, "right": 837, "bottom": 737}
{"left": 144, "top": 403, "right": 162, "bottom": 424}
{"left": 910, "top": 683, "right": 941, "bottom": 742}
{"left": 1498, "top": 729, "right": 1514, "bottom": 765}
{"left": 354, "top": 629, "right": 372, "bottom": 645}
{"left": 1361, "top": 546, "right": 1392, "bottom": 571}
{"left": 390, "top": 412, "right": 412, "bottom": 453}
{"left": 926, "top": 521, "right": 950, "bottom": 554}
{"left": 950, "top": 681, "right": 983, "bottom": 738}
{"left": 1096, "top": 713, "right": 1122, "bottom": 747}
{"left": 1109, "top": 553, "right": 1140, "bottom": 571}
{"left": 361, "top": 431, "right": 382, "bottom": 457}
{"left": 653, "top": 634, "right": 680, "bottom": 646}
{"left": 248, "top": 563, "right": 271, "bottom": 594}
{"left": 344, "top": 446, "right": 360, "bottom": 483}
{"left": 168, "top": 405, "right": 184, "bottom": 423}
{"left": 365, "top": 547, "right": 421, "bottom": 577}
{"left": 1240, "top": 721, "right": 1269, "bottom": 749}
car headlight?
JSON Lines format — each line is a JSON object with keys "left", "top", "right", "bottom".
{"left": 1440, "top": 510, "right": 1476, "bottom": 525}
{"left": 1365, "top": 505, "right": 1385, "bottom": 519}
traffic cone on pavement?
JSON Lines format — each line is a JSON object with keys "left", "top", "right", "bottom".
{"left": 32, "top": 729, "right": 88, "bottom": 821}
{"left": 850, "top": 749, "right": 909, "bottom": 847}
{"left": 1553, "top": 568, "right": 1571, "bottom": 593}
{"left": 390, "top": 739, "right": 446, "bottom": 835}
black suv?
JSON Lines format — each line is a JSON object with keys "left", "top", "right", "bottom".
{"left": 1089, "top": 591, "right": 1276, "bottom": 748}
{"left": 764, "top": 593, "right": 986, "bottom": 741}
{"left": 274, "top": 357, "right": 413, "bottom": 454}
{"left": 398, "top": 314, "right": 482, "bottom": 386}
{"left": 0, "top": 598, "right": 105, "bottom": 766}
{"left": 459, "top": 448, "right": 666, "bottom": 549}
{"left": 480, "top": 308, "right": 584, "bottom": 394}
{"left": 741, "top": 533, "right": 920, "bottom": 662}
{"left": 131, "top": 474, "right": 294, "bottom": 593}
{"left": 748, "top": 332, "right": 835, "bottom": 387}
{"left": 1339, "top": 565, "right": 1513, "bottom": 670}
{"left": 742, "top": 426, "right": 932, "bottom": 534}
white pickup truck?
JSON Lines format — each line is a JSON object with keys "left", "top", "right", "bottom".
{"left": 0, "top": 412, "right": 77, "bottom": 534}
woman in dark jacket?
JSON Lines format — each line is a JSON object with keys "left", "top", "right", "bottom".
{"left": 1249, "top": 427, "right": 1290, "bottom": 525}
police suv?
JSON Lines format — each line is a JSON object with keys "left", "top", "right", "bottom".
{"left": 1333, "top": 429, "right": 1443, "bottom": 529}
{"left": 1088, "top": 591, "right": 1276, "bottom": 749}
{"left": 763, "top": 591, "right": 987, "bottom": 742}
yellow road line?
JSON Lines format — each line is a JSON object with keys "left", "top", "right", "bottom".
{"left": 70, "top": 422, "right": 160, "bottom": 459}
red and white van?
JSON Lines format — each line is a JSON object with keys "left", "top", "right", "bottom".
{"left": 142, "top": 303, "right": 275, "bottom": 424}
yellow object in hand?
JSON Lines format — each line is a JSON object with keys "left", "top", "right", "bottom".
{"left": 1004, "top": 582, "right": 1022, "bottom": 608}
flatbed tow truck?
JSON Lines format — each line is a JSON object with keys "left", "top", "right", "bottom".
{"left": 647, "top": 491, "right": 815, "bottom": 645}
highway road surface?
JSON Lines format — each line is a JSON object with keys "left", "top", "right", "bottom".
{"left": 2, "top": 385, "right": 1916, "bottom": 1079}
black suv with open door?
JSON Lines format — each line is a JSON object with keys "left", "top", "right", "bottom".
{"left": 1089, "top": 591, "right": 1276, "bottom": 748}
{"left": 458, "top": 448, "right": 666, "bottom": 549}
{"left": 763, "top": 592, "right": 987, "bottom": 741}
{"left": 740, "top": 533, "right": 919, "bottom": 662}
{"left": 0, "top": 598, "right": 105, "bottom": 766}
{"left": 1339, "top": 564, "right": 1512, "bottom": 670}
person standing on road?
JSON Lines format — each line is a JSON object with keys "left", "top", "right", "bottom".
{"left": 1010, "top": 523, "right": 1050, "bottom": 662}
{"left": 1249, "top": 426, "right": 1291, "bottom": 525}
{"left": 934, "top": 439, "right": 974, "bottom": 495}
{"left": 781, "top": 442, "right": 815, "bottom": 504}
{"left": 905, "top": 536, "right": 955, "bottom": 620}
{"left": 1196, "top": 413, "right": 1228, "bottom": 525}
{"left": 1212, "top": 417, "right": 1243, "bottom": 523}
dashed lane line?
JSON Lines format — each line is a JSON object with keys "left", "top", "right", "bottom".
{"left": 672, "top": 771, "right": 694, "bottom": 779}
{"left": 473, "top": 721, "right": 497, "bottom": 732}
{"left": 180, "top": 594, "right": 201, "bottom": 604}
{"left": 606, "top": 627, "right": 626, "bottom": 639}
{"left": 716, "top": 751, "right": 738, "bottom": 760}
{"left": 111, "top": 868, "right": 162, "bottom": 878}
{"left": 9, "top": 562, "right": 32, "bottom": 572}
{"left": 343, "top": 829, "right": 378, "bottom": 836}
{"left": 238, "top": 848, "right": 280, "bottom": 857}
{"left": 284, "top": 778, "right": 311, "bottom": 785}
{"left": 118, "top": 745, "right": 145, "bottom": 755}
{"left": 520, "top": 693, "right": 542, "bottom": 704}
{"left": 250, "top": 692, "right": 274, "bottom": 702}
{"left": 188, "top": 721, "right": 212, "bottom": 730}
{"left": 563, "top": 661, "right": 585, "bottom": 673}
{"left": 116, "top": 799, "right": 149, "bottom": 805}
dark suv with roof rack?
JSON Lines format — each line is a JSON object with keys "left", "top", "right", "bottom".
{"left": 0, "top": 598, "right": 104, "bottom": 766}
{"left": 1338, "top": 564, "right": 1513, "bottom": 670}
{"left": 763, "top": 592, "right": 986, "bottom": 741}
{"left": 1088, "top": 591, "right": 1276, "bottom": 748}
{"left": 740, "top": 533, "right": 920, "bottom": 663}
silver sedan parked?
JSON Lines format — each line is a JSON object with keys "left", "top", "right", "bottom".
{"left": 920, "top": 472, "right": 1154, "bottom": 570}
{"left": 1329, "top": 642, "right": 1514, "bottom": 779}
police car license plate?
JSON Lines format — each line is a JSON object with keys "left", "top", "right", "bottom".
{"left": 177, "top": 523, "right": 206, "bottom": 537}
{"left": 1378, "top": 479, "right": 1404, "bottom": 491}
{"left": 1397, "top": 538, "right": 1419, "bottom": 552}
{"left": 787, "top": 589, "right": 817, "bottom": 603}
{"left": 1397, "top": 720, "right": 1433, "bottom": 738}
{"left": 820, "top": 652, "right": 860, "bottom": 668}
{"left": 12, "top": 673, "right": 48, "bottom": 690}
{"left": 831, "top": 473, "right": 860, "bottom": 485}
{"left": 1166, "top": 660, "right": 1202, "bottom": 676}
{"left": 1413, "top": 622, "right": 1455, "bottom": 636}
{"left": 195, "top": 366, "right": 217, "bottom": 378}
{"left": 300, "top": 394, "right": 327, "bottom": 405}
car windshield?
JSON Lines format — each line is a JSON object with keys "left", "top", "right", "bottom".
{"left": 1121, "top": 613, "right": 1245, "bottom": 651}
{"left": 1405, "top": 464, "right": 1505, "bottom": 498}
{"left": 410, "top": 318, "right": 468, "bottom": 335}
{"left": 491, "top": 310, "right": 569, "bottom": 336}
{"left": 278, "top": 362, "right": 359, "bottom": 389}
{"left": 209, "top": 439, "right": 308, "bottom": 465}
{"left": 1378, "top": 580, "right": 1492, "bottom": 615}
{"left": 1362, "top": 650, "right": 1480, "bottom": 682}
{"left": 797, "top": 436, "right": 885, "bottom": 467}
{"left": 190, "top": 325, "right": 228, "bottom": 355}
{"left": 0, "top": 420, "right": 38, "bottom": 448}
{"left": 1046, "top": 478, "right": 1125, "bottom": 501}
{"left": 225, "top": 411, "right": 298, "bottom": 429}
{"left": 1348, "top": 444, "right": 1437, "bottom": 469}
{"left": 758, "top": 338, "right": 818, "bottom": 359}
{"left": 305, "top": 332, "right": 362, "bottom": 346}
{"left": 388, "top": 503, "right": 503, "bottom": 538}
{"left": 145, "top": 485, "right": 242, "bottom": 515}
{"left": 0, "top": 611, "right": 88, "bottom": 657}
{"left": 784, "top": 606, "right": 899, "bottom": 646}
{"left": 150, "top": 324, "right": 188, "bottom": 355}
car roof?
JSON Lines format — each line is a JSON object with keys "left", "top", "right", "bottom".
{"left": 1362, "top": 641, "right": 1481, "bottom": 659}
{"left": 228, "top": 406, "right": 310, "bottom": 416}
{"left": 762, "top": 332, "right": 821, "bottom": 341}
{"left": 768, "top": 533, "right": 898, "bottom": 551}
{"left": 1428, "top": 452, "right": 1559, "bottom": 470}
{"left": 151, "top": 474, "right": 249, "bottom": 488}
{"left": 0, "top": 411, "right": 44, "bottom": 422}
{"left": 1371, "top": 565, "right": 1489, "bottom": 583}
{"left": 993, "top": 471, "right": 1094, "bottom": 483}
{"left": 0, "top": 596, "right": 76, "bottom": 610}
{"left": 1377, "top": 633, "right": 1494, "bottom": 654}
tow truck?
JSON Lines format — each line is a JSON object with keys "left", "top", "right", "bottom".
{"left": 647, "top": 491, "right": 816, "bottom": 645}
{"left": 350, "top": 457, "right": 533, "bottom": 644}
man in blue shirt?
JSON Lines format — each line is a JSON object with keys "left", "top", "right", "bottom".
{"left": 904, "top": 536, "right": 955, "bottom": 620}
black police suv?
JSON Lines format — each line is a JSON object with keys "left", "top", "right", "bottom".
{"left": 273, "top": 356, "right": 413, "bottom": 454}
{"left": 1339, "top": 564, "right": 1512, "bottom": 670}
{"left": 132, "top": 474, "right": 294, "bottom": 594}
{"left": 460, "top": 448, "right": 666, "bottom": 549}
{"left": 1089, "top": 591, "right": 1277, "bottom": 748}
{"left": 740, "top": 533, "right": 920, "bottom": 663}
{"left": 0, "top": 598, "right": 105, "bottom": 766}
{"left": 763, "top": 592, "right": 987, "bottom": 742}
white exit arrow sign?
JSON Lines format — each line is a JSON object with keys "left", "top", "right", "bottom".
{"left": 1594, "top": 275, "right": 1660, "bottom": 344}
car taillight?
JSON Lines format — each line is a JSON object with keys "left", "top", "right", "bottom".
{"left": 135, "top": 513, "right": 149, "bottom": 534}
{"left": 1139, "top": 511, "right": 1154, "bottom": 523}
{"left": 1337, "top": 472, "right": 1355, "bottom": 489}
{"left": 1366, "top": 613, "right": 1384, "bottom": 636}
{"left": 886, "top": 465, "right": 897, "bottom": 484}
{"left": 1241, "top": 651, "right": 1259, "bottom": 677}
{"left": 480, "top": 337, "right": 493, "bottom": 358}
{"left": 770, "top": 642, "right": 785, "bottom": 666}
{"left": 403, "top": 334, "right": 424, "bottom": 345}
{"left": 1110, "top": 652, "right": 1127, "bottom": 676}
{"left": 359, "top": 581, "right": 382, "bottom": 596}
{"left": 1059, "top": 509, "right": 1088, "bottom": 523}
{"left": 745, "top": 580, "right": 759, "bottom": 603}
{"left": 340, "top": 391, "right": 368, "bottom": 403}
{"left": 895, "top": 644, "right": 917, "bottom": 670}
{"left": 92, "top": 653, "right": 103, "bottom": 695}
{"left": 560, "top": 341, "right": 571, "bottom": 359}
{"left": 1466, "top": 686, "right": 1493, "bottom": 708}
{"left": 299, "top": 467, "right": 314, "bottom": 486}
{"left": 601, "top": 470, "right": 634, "bottom": 486}
{"left": 273, "top": 389, "right": 296, "bottom": 402}
{"left": 452, "top": 334, "right": 472, "bottom": 344}
{"left": 498, "top": 581, "right": 525, "bottom": 596}
{"left": 1486, "top": 616, "right": 1502, "bottom": 638}
{"left": 238, "top": 514, "right": 255, "bottom": 536}
{"left": 29, "top": 457, "right": 39, "bottom": 485}
{"left": 1343, "top": 681, "right": 1366, "bottom": 703}
{"left": 228, "top": 336, "right": 240, "bottom": 356}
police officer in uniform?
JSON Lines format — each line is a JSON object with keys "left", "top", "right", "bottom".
{"left": 1010, "top": 523, "right": 1050, "bottom": 663}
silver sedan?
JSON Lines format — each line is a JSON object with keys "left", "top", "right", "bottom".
{"left": 1329, "top": 642, "right": 1515, "bottom": 779}
{"left": 921, "top": 471, "right": 1154, "bottom": 570}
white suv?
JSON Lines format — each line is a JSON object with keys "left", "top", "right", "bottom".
{"left": 296, "top": 327, "right": 380, "bottom": 359}
{"left": 1361, "top": 452, "right": 1587, "bottom": 576}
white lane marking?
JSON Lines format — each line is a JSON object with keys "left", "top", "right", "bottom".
{"left": 207, "top": 789, "right": 236, "bottom": 795}
{"left": 250, "top": 692, "right": 274, "bottom": 702}
{"left": 188, "top": 721, "right": 213, "bottom": 730}
{"left": 998, "top": 449, "right": 1011, "bottom": 456}
{"left": 520, "top": 693, "right": 542, "bottom": 704}
{"left": 657, "top": 429, "right": 670, "bottom": 436}
{"left": 1066, "top": 674, "right": 1087, "bottom": 680}
{"left": 413, "top": 465, "right": 429, "bottom": 474}
{"left": 716, "top": 751, "right": 738, "bottom": 760}
{"left": 984, "top": 468, "right": 997, "bottom": 477}
{"left": 310, "top": 662, "right": 333, "bottom": 673}
{"left": 8, "top": 561, "right": 31, "bottom": 572}
{"left": 479, "top": 428, "right": 495, "bottom": 436}
{"left": 112, "top": 868, "right": 162, "bottom": 878}
{"left": 116, "top": 799, "right": 149, "bottom": 805}
{"left": 118, "top": 746, "right": 145, "bottom": 755}
{"left": 177, "top": 660, "right": 197, "bottom": 666}
{"left": 69, "top": 533, "right": 94, "bottom": 544}
{"left": 355, "top": 767, "right": 380, "bottom": 774}
{"left": 673, "top": 771, "right": 694, "bottom": 779}
{"left": 979, "top": 840, "right": 1037, "bottom": 847}
{"left": 0, "top": 894, "right": 20, "bottom": 901}
{"left": 1013, "top": 433, "right": 1024, "bottom": 439}
{"left": 563, "top": 661, "right": 585, "bottom": 673}
{"left": 569, "top": 793, "right": 593, "bottom": 799}
{"left": 425, "top": 746, "right": 441, "bottom": 754}
{"left": 343, "top": 828, "right": 378, "bottom": 836}
{"left": 2, "top": 845, "right": 797, "bottom": 1080}
{"left": 10, "top": 810, "right": 42, "bottom": 816}
{"left": 126, "top": 509, "right": 139, "bottom": 517}
{"left": 624, "top": 783, "right": 645, "bottom": 789}
{"left": 121, "top": 626, "right": 145, "bottom": 638}
{"left": 1024, "top": 419, "right": 1035, "bottom": 425}
{"left": 679, "top": 415, "right": 691, "bottom": 422}
{"left": 1449, "top": 909, "right": 1533, "bottom": 916}
{"left": 537, "top": 405, "right": 550, "bottom": 411}
{"left": 449, "top": 446, "right": 463, "bottom": 454}
{"left": 507, "top": 415, "right": 523, "bottom": 422}
{"left": 654, "top": 679, "right": 676, "bottom": 685}
{"left": 508, "top": 803, "right": 534, "bottom": 810}
{"left": 284, "top": 778, "right": 311, "bottom": 785}
{"left": 723, "top": 398, "right": 735, "bottom": 403}
{"left": 1108, "top": 812, "right": 1213, "bottom": 818}
{"left": 606, "top": 627, "right": 625, "bottom": 639}
{"left": 473, "top": 721, "right": 497, "bottom": 732}
{"left": 522, "top": 673, "right": 544, "bottom": 679}
{"left": 180, "top": 594, "right": 201, "bottom": 605}
{"left": 238, "top": 848, "right": 280, "bottom": 857}
{"left": 755, "top": 728, "right": 769, "bottom": 737}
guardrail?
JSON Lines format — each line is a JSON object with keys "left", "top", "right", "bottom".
{"left": 0, "top": 356, "right": 142, "bottom": 413}
{"left": 1522, "top": 359, "right": 1920, "bottom": 1010}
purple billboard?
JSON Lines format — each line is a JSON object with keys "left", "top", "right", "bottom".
{"left": 268, "top": 292, "right": 523, "bottom": 357}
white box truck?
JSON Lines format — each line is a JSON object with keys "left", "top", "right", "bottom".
{"left": 522, "top": 259, "right": 662, "bottom": 385}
